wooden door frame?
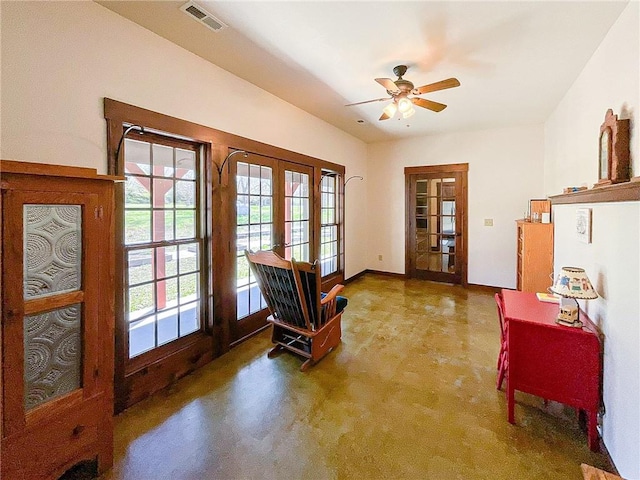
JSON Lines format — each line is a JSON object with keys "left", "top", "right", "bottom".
{"left": 404, "top": 164, "right": 468, "bottom": 286}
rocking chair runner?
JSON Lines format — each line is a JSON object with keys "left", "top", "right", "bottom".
{"left": 245, "top": 250, "right": 347, "bottom": 371}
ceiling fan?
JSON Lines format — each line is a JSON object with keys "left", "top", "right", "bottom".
{"left": 346, "top": 65, "right": 460, "bottom": 121}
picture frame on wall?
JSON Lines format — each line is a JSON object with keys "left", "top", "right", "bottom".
{"left": 576, "top": 208, "right": 592, "bottom": 243}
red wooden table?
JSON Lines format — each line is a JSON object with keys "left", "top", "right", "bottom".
{"left": 501, "top": 289, "right": 602, "bottom": 451}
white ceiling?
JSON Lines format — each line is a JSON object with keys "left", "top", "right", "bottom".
{"left": 97, "top": 1, "right": 628, "bottom": 143}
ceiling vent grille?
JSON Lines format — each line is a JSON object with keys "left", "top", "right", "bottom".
{"left": 180, "top": 1, "right": 228, "bottom": 33}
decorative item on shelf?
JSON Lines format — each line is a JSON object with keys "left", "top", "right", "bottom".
{"left": 576, "top": 208, "right": 592, "bottom": 243}
{"left": 549, "top": 267, "right": 598, "bottom": 327}
{"left": 563, "top": 186, "right": 589, "bottom": 194}
{"left": 594, "top": 109, "right": 630, "bottom": 188}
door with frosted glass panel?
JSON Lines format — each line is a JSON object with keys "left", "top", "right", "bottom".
{"left": 1, "top": 190, "right": 101, "bottom": 434}
{"left": 406, "top": 167, "right": 467, "bottom": 284}
{"left": 232, "top": 155, "right": 313, "bottom": 341}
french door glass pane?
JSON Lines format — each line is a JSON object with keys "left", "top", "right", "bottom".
{"left": 284, "top": 170, "right": 310, "bottom": 261}
{"left": 320, "top": 174, "right": 338, "bottom": 276}
{"left": 236, "top": 162, "right": 272, "bottom": 320}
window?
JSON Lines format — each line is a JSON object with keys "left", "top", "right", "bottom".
{"left": 123, "top": 135, "right": 204, "bottom": 358}
{"left": 320, "top": 173, "right": 339, "bottom": 276}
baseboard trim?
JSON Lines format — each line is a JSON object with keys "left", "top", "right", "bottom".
{"left": 345, "top": 269, "right": 407, "bottom": 284}
{"left": 345, "top": 272, "right": 508, "bottom": 291}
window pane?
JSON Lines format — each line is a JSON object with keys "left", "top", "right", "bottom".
{"left": 153, "top": 178, "right": 173, "bottom": 208}
{"left": 237, "top": 225, "right": 249, "bottom": 252}
{"left": 157, "top": 246, "right": 177, "bottom": 278}
{"left": 176, "top": 149, "right": 195, "bottom": 179}
{"left": 180, "top": 303, "right": 199, "bottom": 336}
{"left": 237, "top": 256, "right": 249, "bottom": 287}
{"left": 153, "top": 210, "right": 174, "bottom": 242}
{"left": 157, "top": 278, "right": 178, "bottom": 311}
{"left": 237, "top": 163, "right": 249, "bottom": 194}
{"left": 249, "top": 165, "right": 261, "bottom": 194}
{"left": 153, "top": 144, "right": 174, "bottom": 178}
{"left": 125, "top": 210, "right": 151, "bottom": 245}
{"left": 125, "top": 176, "right": 150, "bottom": 207}
{"left": 175, "top": 181, "right": 195, "bottom": 209}
{"left": 128, "top": 249, "right": 154, "bottom": 286}
{"left": 237, "top": 195, "right": 249, "bottom": 225}
{"left": 176, "top": 210, "right": 195, "bottom": 239}
{"left": 157, "top": 308, "right": 178, "bottom": 346}
{"left": 249, "top": 196, "right": 260, "bottom": 223}
{"left": 261, "top": 167, "right": 272, "bottom": 195}
{"left": 179, "top": 273, "right": 199, "bottom": 304}
{"left": 179, "top": 243, "right": 199, "bottom": 274}
{"left": 129, "top": 283, "right": 155, "bottom": 321}
{"left": 261, "top": 197, "right": 272, "bottom": 223}
{"left": 124, "top": 139, "right": 151, "bottom": 175}
{"left": 129, "top": 317, "right": 156, "bottom": 357}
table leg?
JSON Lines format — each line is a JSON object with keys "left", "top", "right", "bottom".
{"left": 507, "top": 377, "right": 515, "bottom": 424}
{"left": 587, "top": 409, "right": 599, "bottom": 452}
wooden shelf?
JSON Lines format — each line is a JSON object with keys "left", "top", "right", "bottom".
{"left": 550, "top": 180, "right": 640, "bottom": 205}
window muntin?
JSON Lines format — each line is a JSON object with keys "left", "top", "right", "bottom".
{"left": 124, "top": 137, "right": 203, "bottom": 358}
{"left": 320, "top": 174, "right": 338, "bottom": 276}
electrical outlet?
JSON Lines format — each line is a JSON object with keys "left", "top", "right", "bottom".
{"left": 378, "top": 254, "right": 383, "bottom": 261}
{"left": 484, "top": 219, "right": 494, "bottom": 226}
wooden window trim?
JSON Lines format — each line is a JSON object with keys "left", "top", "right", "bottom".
{"left": 104, "top": 99, "right": 346, "bottom": 411}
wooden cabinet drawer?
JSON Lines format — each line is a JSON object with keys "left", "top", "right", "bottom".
{"left": 1, "top": 395, "right": 102, "bottom": 480}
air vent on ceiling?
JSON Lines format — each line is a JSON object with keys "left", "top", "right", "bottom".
{"left": 180, "top": 1, "right": 228, "bottom": 33}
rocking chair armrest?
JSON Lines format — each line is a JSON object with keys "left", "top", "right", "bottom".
{"left": 320, "top": 284, "right": 344, "bottom": 305}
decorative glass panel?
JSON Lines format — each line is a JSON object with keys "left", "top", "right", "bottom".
{"left": 24, "top": 304, "right": 82, "bottom": 410}
{"left": 24, "top": 205, "right": 81, "bottom": 299}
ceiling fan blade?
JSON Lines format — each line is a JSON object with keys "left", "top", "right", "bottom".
{"left": 379, "top": 112, "right": 391, "bottom": 121}
{"left": 412, "top": 97, "right": 447, "bottom": 112}
{"left": 415, "top": 78, "right": 460, "bottom": 95}
{"left": 345, "top": 98, "right": 389, "bottom": 107}
{"left": 375, "top": 77, "right": 400, "bottom": 94}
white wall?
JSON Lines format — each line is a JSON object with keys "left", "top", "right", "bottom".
{"left": 0, "top": 1, "right": 369, "bottom": 279}
{"left": 367, "top": 125, "right": 544, "bottom": 287}
{"left": 544, "top": 3, "right": 639, "bottom": 195}
{"left": 544, "top": 3, "right": 639, "bottom": 478}
{"left": 554, "top": 203, "right": 639, "bottom": 479}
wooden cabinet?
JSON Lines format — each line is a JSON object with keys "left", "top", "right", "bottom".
{"left": 1, "top": 161, "right": 117, "bottom": 479}
{"left": 516, "top": 220, "right": 553, "bottom": 293}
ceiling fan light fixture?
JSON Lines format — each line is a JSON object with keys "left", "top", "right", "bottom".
{"left": 383, "top": 103, "right": 397, "bottom": 118}
{"left": 402, "top": 107, "right": 415, "bottom": 119}
{"left": 397, "top": 97, "right": 412, "bottom": 113}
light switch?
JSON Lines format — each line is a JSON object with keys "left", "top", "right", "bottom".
{"left": 484, "top": 219, "right": 494, "bottom": 226}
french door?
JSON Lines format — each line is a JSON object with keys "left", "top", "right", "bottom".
{"left": 231, "top": 153, "right": 313, "bottom": 341}
{"left": 405, "top": 164, "right": 468, "bottom": 284}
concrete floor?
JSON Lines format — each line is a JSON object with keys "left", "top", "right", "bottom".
{"left": 103, "top": 274, "right": 612, "bottom": 479}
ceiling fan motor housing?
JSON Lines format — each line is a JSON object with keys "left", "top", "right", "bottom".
{"left": 392, "top": 65, "right": 416, "bottom": 94}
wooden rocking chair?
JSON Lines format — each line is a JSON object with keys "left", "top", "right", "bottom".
{"left": 245, "top": 250, "right": 347, "bottom": 371}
